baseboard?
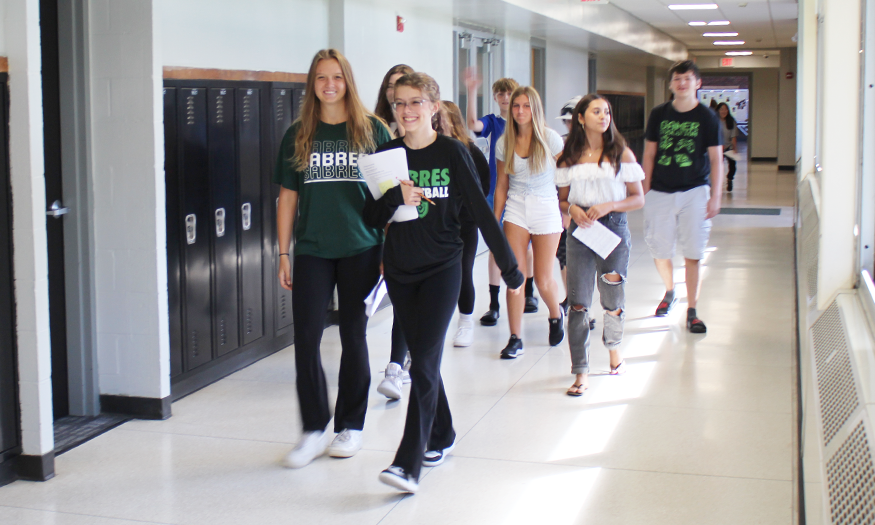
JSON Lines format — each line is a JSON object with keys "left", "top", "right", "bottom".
{"left": 100, "top": 394, "right": 171, "bottom": 420}
{"left": 0, "top": 454, "right": 17, "bottom": 487}
{"left": 17, "top": 452, "right": 55, "bottom": 481}
{"left": 778, "top": 165, "right": 796, "bottom": 171}
{"left": 750, "top": 156, "right": 778, "bottom": 161}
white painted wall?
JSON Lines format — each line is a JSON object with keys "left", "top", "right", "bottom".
{"left": 89, "top": 0, "right": 169, "bottom": 399}
{"left": 343, "top": 0, "right": 454, "bottom": 115}
{"left": 596, "top": 58, "right": 646, "bottom": 94}
{"left": 0, "top": 0, "right": 8, "bottom": 56}
{"left": 158, "top": 0, "right": 328, "bottom": 75}
{"left": 6, "top": 0, "right": 53, "bottom": 456}
{"left": 751, "top": 69, "right": 779, "bottom": 158}
{"left": 503, "top": 31, "right": 531, "bottom": 87}
{"left": 545, "top": 40, "right": 589, "bottom": 135}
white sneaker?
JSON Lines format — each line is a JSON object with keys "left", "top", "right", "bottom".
{"left": 283, "top": 429, "right": 329, "bottom": 468}
{"left": 328, "top": 429, "right": 363, "bottom": 458}
{"left": 402, "top": 353, "right": 412, "bottom": 384}
{"left": 377, "top": 362, "right": 404, "bottom": 400}
{"left": 453, "top": 314, "right": 474, "bottom": 347}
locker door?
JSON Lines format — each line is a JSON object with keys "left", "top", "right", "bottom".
{"left": 164, "top": 87, "right": 183, "bottom": 377}
{"left": 208, "top": 88, "right": 240, "bottom": 357}
{"left": 179, "top": 88, "right": 213, "bottom": 370}
{"left": 238, "top": 87, "right": 264, "bottom": 345}
{"left": 271, "top": 87, "right": 294, "bottom": 331}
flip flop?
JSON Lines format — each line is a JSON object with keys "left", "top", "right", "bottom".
{"left": 566, "top": 383, "right": 587, "bottom": 397}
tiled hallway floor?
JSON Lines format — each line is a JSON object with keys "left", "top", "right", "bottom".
{"left": 0, "top": 157, "right": 798, "bottom": 524}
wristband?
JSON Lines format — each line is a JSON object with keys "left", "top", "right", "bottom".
{"left": 279, "top": 253, "right": 289, "bottom": 257}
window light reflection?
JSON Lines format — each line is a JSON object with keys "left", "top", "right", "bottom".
{"left": 587, "top": 362, "right": 657, "bottom": 404}
{"left": 503, "top": 468, "right": 601, "bottom": 525}
{"left": 548, "top": 405, "right": 628, "bottom": 461}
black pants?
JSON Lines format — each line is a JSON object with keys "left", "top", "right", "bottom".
{"left": 726, "top": 156, "right": 737, "bottom": 181}
{"left": 386, "top": 262, "right": 460, "bottom": 481}
{"left": 389, "top": 223, "right": 477, "bottom": 364}
{"left": 458, "top": 220, "right": 479, "bottom": 315}
{"left": 292, "top": 246, "right": 381, "bottom": 432}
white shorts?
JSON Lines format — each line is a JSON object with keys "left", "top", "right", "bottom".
{"left": 644, "top": 186, "right": 712, "bottom": 260}
{"left": 503, "top": 194, "right": 563, "bottom": 235}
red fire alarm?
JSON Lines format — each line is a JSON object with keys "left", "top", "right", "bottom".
{"left": 397, "top": 16, "right": 405, "bottom": 33}
{"left": 786, "top": 71, "right": 795, "bottom": 80}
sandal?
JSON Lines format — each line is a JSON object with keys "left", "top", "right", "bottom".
{"left": 609, "top": 360, "right": 627, "bottom": 375}
{"left": 655, "top": 293, "right": 677, "bottom": 317}
{"left": 687, "top": 308, "right": 707, "bottom": 334}
{"left": 566, "top": 383, "right": 587, "bottom": 397}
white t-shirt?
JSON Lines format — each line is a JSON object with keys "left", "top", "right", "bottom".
{"left": 496, "top": 127, "right": 564, "bottom": 199}
{"left": 554, "top": 162, "right": 645, "bottom": 208}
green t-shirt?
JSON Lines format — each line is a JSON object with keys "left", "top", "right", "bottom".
{"left": 273, "top": 117, "right": 392, "bottom": 259}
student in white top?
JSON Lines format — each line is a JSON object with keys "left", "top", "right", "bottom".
{"left": 555, "top": 94, "right": 645, "bottom": 396}
{"left": 493, "top": 86, "right": 566, "bottom": 359}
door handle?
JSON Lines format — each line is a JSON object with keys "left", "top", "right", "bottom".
{"left": 185, "top": 214, "right": 196, "bottom": 244}
{"left": 241, "top": 203, "right": 252, "bottom": 231}
{"left": 215, "top": 208, "right": 226, "bottom": 237}
{"left": 46, "top": 200, "right": 69, "bottom": 218}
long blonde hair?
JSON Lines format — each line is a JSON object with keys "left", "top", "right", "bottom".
{"left": 501, "top": 86, "right": 552, "bottom": 175}
{"left": 292, "top": 49, "right": 380, "bottom": 171}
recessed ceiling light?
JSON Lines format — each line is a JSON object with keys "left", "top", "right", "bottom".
{"left": 709, "top": 20, "right": 731, "bottom": 25}
{"left": 668, "top": 4, "right": 718, "bottom": 10}
{"left": 725, "top": 51, "right": 753, "bottom": 56}
{"left": 689, "top": 21, "right": 707, "bottom": 26}
{"left": 704, "top": 32, "right": 739, "bottom": 37}
{"left": 713, "top": 41, "right": 745, "bottom": 45}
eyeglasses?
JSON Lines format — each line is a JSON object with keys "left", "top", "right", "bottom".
{"left": 392, "top": 99, "right": 425, "bottom": 110}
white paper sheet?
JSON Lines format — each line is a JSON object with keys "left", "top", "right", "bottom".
{"left": 364, "top": 276, "right": 387, "bottom": 317}
{"left": 571, "top": 220, "right": 622, "bottom": 260}
{"left": 358, "top": 148, "right": 418, "bottom": 223}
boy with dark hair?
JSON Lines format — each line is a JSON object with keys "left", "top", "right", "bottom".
{"left": 642, "top": 60, "right": 723, "bottom": 333}
{"left": 465, "top": 70, "right": 538, "bottom": 325}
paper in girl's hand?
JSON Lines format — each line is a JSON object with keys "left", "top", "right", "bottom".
{"left": 571, "top": 220, "right": 622, "bottom": 260}
{"left": 358, "top": 148, "right": 418, "bottom": 222}
{"left": 364, "top": 276, "right": 388, "bottom": 317}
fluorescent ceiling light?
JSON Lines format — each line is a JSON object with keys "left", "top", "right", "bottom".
{"left": 713, "top": 41, "right": 745, "bottom": 45}
{"left": 709, "top": 20, "right": 731, "bottom": 25}
{"left": 688, "top": 21, "right": 707, "bottom": 26}
{"left": 704, "top": 32, "right": 739, "bottom": 36}
{"left": 725, "top": 51, "right": 753, "bottom": 56}
{"left": 668, "top": 4, "right": 718, "bottom": 10}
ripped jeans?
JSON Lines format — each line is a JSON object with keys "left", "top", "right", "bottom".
{"left": 566, "top": 212, "right": 631, "bottom": 374}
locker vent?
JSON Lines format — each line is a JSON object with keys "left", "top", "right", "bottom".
{"left": 216, "top": 93, "right": 225, "bottom": 124}
{"left": 243, "top": 95, "right": 252, "bottom": 123}
{"left": 246, "top": 308, "right": 253, "bottom": 335}
{"left": 827, "top": 421, "right": 875, "bottom": 525}
{"left": 186, "top": 93, "right": 196, "bottom": 126}
{"left": 191, "top": 330, "right": 199, "bottom": 356}
{"left": 812, "top": 303, "right": 859, "bottom": 445}
{"left": 219, "top": 318, "right": 227, "bottom": 345}
{"left": 275, "top": 93, "right": 285, "bottom": 121}
{"left": 280, "top": 295, "right": 289, "bottom": 320}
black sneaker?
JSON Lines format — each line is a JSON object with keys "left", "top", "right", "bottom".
{"left": 726, "top": 179, "right": 733, "bottom": 192}
{"left": 524, "top": 296, "right": 539, "bottom": 313}
{"left": 500, "top": 335, "right": 524, "bottom": 359}
{"left": 548, "top": 310, "right": 565, "bottom": 346}
{"left": 423, "top": 442, "right": 455, "bottom": 467}
{"left": 480, "top": 308, "right": 500, "bottom": 326}
{"left": 589, "top": 318, "right": 596, "bottom": 331}
{"left": 687, "top": 308, "right": 707, "bottom": 334}
{"left": 379, "top": 465, "right": 418, "bottom": 493}
{"left": 655, "top": 293, "right": 677, "bottom": 317}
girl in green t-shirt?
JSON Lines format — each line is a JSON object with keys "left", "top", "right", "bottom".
{"left": 274, "top": 48, "right": 391, "bottom": 470}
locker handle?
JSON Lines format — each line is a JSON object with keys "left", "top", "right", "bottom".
{"left": 185, "top": 214, "right": 196, "bottom": 244}
{"left": 215, "top": 208, "right": 226, "bottom": 237}
{"left": 242, "top": 203, "right": 252, "bottom": 231}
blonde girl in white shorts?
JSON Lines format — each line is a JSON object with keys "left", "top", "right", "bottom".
{"left": 493, "top": 86, "right": 565, "bottom": 359}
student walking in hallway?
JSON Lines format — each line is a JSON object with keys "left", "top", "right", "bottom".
{"left": 274, "top": 49, "right": 392, "bottom": 468}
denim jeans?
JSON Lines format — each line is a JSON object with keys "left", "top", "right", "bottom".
{"left": 566, "top": 212, "right": 631, "bottom": 374}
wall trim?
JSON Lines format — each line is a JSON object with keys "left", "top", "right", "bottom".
{"left": 17, "top": 452, "right": 55, "bottom": 481}
{"left": 597, "top": 89, "right": 646, "bottom": 97}
{"left": 100, "top": 395, "right": 171, "bottom": 420}
{"left": 751, "top": 156, "right": 778, "bottom": 161}
{"left": 163, "top": 66, "right": 306, "bottom": 83}
{"left": 779, "top": 165, "right": 796, "bottom": 171}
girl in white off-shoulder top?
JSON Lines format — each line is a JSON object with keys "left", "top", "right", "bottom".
{"left": 555, "top": 94, "right": 645, "bottom": 397}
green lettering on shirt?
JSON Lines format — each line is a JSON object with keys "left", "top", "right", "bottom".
{"left": 419, "top": 170, "right": 432, "bottom": 186}
{"left": 440, "top": 168, "right": 450, "bottom": 186}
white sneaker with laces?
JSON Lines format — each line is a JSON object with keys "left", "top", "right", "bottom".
{"left": 377, "top": 362, "right": 404, "bottom": 400}
{"left": 401, "top": 353, "right": 412, "bottom": 384}
{"left": 328, "top": 429, "right": 363, "bottom": 458}
{"left": 283, "top": 429, "right": 329, "bottom": 468}
{"left": 453, "top": 314, "right": 474, "bottom": 347}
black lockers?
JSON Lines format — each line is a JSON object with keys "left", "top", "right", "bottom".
{"left": 602, "top": 94, "right": 645, "bottom": 162}
{"left": 164, "top": 80, "right": 303, "bottom": 397}
{"left": 0, "top": 74, "right": 21, "bottom": 485}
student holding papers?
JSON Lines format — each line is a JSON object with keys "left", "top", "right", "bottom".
{"left": 363, "top": 72, "right": 523, "bottom": 494}
{"left": 274, "top": 49, "right": 392, "bottom": 468}
{"left": 555, "top": 94, "right": 645, "bottom": 396}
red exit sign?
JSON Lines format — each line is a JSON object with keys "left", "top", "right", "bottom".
{"left": 721, "top": 57, "right": 734, "bottom": 67}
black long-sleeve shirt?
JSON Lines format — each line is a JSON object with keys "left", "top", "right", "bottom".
{"left": 363, "top": 135, "right": 523, "bottom": 288}
{"left": 460, "top": 143, "right": 490, "bottom": 225}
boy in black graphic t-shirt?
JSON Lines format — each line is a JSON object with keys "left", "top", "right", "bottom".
{"left": 642, "top": 60, "right": 723, "bottom": 333}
